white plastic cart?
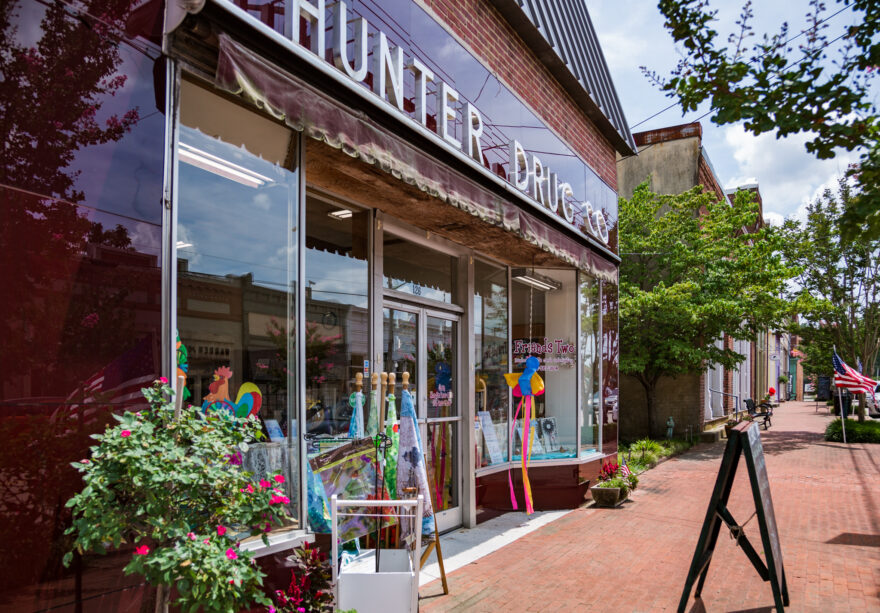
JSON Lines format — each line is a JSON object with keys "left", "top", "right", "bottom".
{"left": 331, "top": 495, "right": 424, "bottom": 613}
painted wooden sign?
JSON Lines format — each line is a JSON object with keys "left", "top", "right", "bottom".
{"left": 678, "top": 422, "right": 788, "bottom": 612}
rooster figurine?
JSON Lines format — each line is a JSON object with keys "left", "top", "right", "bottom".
{"left": 201, "top": 366, "right": 262, "bottom": 419}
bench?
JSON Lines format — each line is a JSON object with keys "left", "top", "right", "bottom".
{"left": 744, "top": 398, "right": 773, "bottom": 430}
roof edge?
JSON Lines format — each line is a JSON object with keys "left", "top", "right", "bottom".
{"left": 487, "top": 0, "right": 637, "bottom": 157}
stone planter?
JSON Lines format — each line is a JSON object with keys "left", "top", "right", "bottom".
{"left": 590, "top": 485, "right": 626, "bottom": 507}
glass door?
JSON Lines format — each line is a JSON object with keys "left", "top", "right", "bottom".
{"left": 383, "top": 304, "right": 461, "bottom": 531}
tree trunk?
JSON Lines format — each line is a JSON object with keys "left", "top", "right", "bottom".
{"left": 635, "top": 377, "right": 659, "bottom": 438}
{"left": 857, "top": 394, "right": 866, "bottom": 423}
{"left": 155, "top": 585, "right": 169, "bottom": 613}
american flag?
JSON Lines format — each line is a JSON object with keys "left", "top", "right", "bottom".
{"left": 619, "top": 461, "right": 631, "bottom": 477}
{"left": 832, "top": 350, "right": 878, "bottom": 397}
{"left": 54, "top": 336, "right": 158, "bottom": 427}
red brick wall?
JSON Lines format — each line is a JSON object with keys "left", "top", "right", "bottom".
{"left": 620, "top": 373, "right": 704, "bottom": 439}
{"left": 419, "top": 0, "right": 618, "bottom": 190}
{"left": 697, "top": 154, "right": 725, "bottom": 201}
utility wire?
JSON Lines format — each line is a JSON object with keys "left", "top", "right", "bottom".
{"left": 634, "top": 27, "right": 854, "bottom": 158}
{"left": 631, "top": 3, "right": 853, "bottom": 129}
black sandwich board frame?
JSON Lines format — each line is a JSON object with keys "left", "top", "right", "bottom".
{"left": 678, "top": 422, "right": 788, "bottom": 612}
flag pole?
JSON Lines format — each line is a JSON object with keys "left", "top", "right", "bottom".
{"left": 834, "top": 346, "right": 847, "bottom": 444}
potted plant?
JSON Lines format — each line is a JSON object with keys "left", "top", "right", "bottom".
{"left": 590, "top": 460, "right": 639, "bottom": 507}
{"left": 777, "top": 375, "right": 790, "bottom": 401}
{"left": 64, "top": 379, "right": 291, "bottom": 612}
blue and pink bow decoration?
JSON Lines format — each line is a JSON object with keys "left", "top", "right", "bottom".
{"left": 503, "top": 355, "right": 545, "bottom": 514}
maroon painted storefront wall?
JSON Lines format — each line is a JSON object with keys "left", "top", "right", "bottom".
{"left": 0, "top": 0, "right": 165, "bottom": 610}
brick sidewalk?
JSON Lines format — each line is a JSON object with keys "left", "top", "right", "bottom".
{"left": 421, "top": 402, "right": 880, "bottom": 612}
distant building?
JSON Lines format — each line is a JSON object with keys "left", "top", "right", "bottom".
{"left": 617, "top": 123, "right": 765, "bottom": 439}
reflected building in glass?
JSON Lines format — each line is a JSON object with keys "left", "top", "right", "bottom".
{"left": 0, "top": 0, "right": 632, "bottom": 607}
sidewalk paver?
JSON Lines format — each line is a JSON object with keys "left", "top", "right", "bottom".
{"left": 421, "top": 402, "right": 880, "bottom": 612}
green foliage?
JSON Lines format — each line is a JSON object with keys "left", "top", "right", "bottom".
{"left": 824, "top": 418, "right": 880, "bottom": 443}
{"left": 780, "top": 180, "right": 880, "bottom": 395}
{"left": 618, "top": 438, "right": 694, "bottom": 472}
{"left": 64, "top": 381, "right": 291, "bottom": 612}
{"left": 271, "top": 543, "right": 336, "bottom": 613}
{"left": 619, "top": 183, "right": 794, "bottom": 434}
{"left": 628, "top": 438, "right": 664, "bottom": 466}
{"left": 650, "top": 0, "right": 880, "bottom": 240}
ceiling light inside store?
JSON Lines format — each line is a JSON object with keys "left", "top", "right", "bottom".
{"left": 511, "top": 268, "right": 562, "bottom": 291}
{"left": 328, "top": 208, "right": 353, "bottom": 220}
{"left": 178, "top": 142, "right": 273, "bottom": 189}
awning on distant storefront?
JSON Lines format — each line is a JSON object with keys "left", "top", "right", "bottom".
{"left": 213, "top": 33, "right": 617, "bottom": 284}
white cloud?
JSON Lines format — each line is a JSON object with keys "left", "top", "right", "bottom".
{"left": 253, "top": 193, "right": 272, "bottom": 211}
{"left": 763, "top": 212, "right": 784, "bottom": 226}
{"left": 719, "top": 125, "right": 860, "bottom": 221}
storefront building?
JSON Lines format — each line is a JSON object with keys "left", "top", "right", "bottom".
{"left": 0, "top": 0, "right": 633, "bottom": 608}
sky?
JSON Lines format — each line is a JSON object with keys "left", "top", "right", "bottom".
{"left": 587, "top": 0, "right": 872, "bottom": 226}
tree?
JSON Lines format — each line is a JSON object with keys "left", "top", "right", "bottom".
{"left": 648, "top": 0, "right": 880, "bottom": 240}
{"left": 620, "top": 183, "right": 792, "bottom": 436}
{"left": 781, "top": 179, "right": 880, "bottom": 420}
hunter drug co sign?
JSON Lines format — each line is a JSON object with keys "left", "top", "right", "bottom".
{"left": 286, "top": 0, "right": 612, "bottom": 246}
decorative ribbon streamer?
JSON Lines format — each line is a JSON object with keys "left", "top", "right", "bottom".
{"left": 508, "top": 397, "right": 524, "bottom": 509}
{"left": 504, "top": 356, "right": 544, "bottom": 515}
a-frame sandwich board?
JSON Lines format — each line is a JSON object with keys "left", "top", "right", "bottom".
{"left": 678, "top": 422, "right": 789, "bottom": 612}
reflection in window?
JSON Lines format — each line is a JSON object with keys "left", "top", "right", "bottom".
{"left": 511, "top": 269, "right": 577, "bottom": 459}
{"left": 305, "top": 197, "right": 370, "bottom": 438}
{"left": 579, "top": 273, "right": 601, "bottom": 455}
{"left": 383, "top": 234, "right": 457, "bottom": 303}
{"left": 474, "top": 261, "right": 509, "bottom": 468}
{"left": 176, "top": 89, "right": 300, "bottom": 524}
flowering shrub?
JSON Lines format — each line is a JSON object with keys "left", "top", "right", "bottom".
{"left": 595, "top": 460, "right": 639, "bottom": 495}
{"left": 270, "top": 543, "right": 335, "bottom": 613}
{"left": 64, "top": 380, "right": 290, "bottom": 612}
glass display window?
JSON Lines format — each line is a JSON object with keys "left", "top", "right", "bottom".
{"left": 511, "top": 268, "right": 578, "bottom": 459}
{"left": 579, "top": 273, "right": 601, "bottom": 455}
{"left": 304, "top": 196, "right": 370, "bottom": 441}
{"left": 474, "top": 260, "right": 510, "bottom": 468}
{"left": 176, "top": 80, "right": 301, "bottom": 525}
{"left": 383, "top": 233, "right": 457, "bottom": 304}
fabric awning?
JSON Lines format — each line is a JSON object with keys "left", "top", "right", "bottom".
{"left": 214, "top": 33, "right": 617, "bottom": 284}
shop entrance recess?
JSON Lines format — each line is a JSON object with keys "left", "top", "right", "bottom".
{"left": 383, "top": 302, "right": 461, "bottom": 532}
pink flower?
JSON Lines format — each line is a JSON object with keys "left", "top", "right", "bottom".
{"left": 269, "top": 495, "right": 291, "bottom": 505}
{"left": 269, "top": 607, "right": 277, "bottom": 613}
{"left": 273, "top": 474, "right": 285, "bottom": 484}
{"left": 120, "top": 430, "right": 131, "bottom": 438}
{"left": 217, "top": 525, "right": 227, "bottom": 536}
{"left": 225, "top": 548, "right": 238, "bottom": 560}
{"left": 264, "top": 522, "right": 272, "bottom": 532}
{"left": 259, "top": 479, "right": 271, "bottom": 489}
{"left": 203, "top": 539, "right": 210, "bottom": 544}
{"left": 134, "top": 545, "right": 149, "bottom": 555}
{"left": 159, "top": 376, "right": 168, "bottom": 384}
{"left": 241, "top": 484, "right": 254, "bottom": 493}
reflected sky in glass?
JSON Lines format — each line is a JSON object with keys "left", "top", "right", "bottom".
{"left": 177, "top": 126, "right": 295, "bottom": 291}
